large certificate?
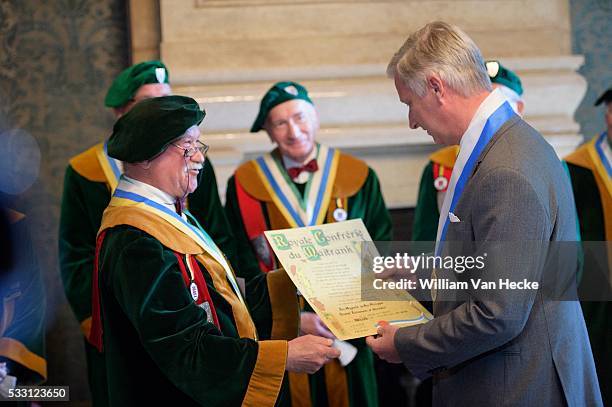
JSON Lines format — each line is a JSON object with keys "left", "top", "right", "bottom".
{"left": 265, "top": 219, "right": 433, "bottom": 340}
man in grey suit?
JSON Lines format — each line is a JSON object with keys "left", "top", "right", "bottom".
{"left": 367, "top": 21, "right": 602, "bottom": 406}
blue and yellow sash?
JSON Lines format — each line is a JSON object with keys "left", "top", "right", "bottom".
{"left": 95, "top": 141, "right": 122, "bottom": 192}
{"left": 252, "top": 145, "right": 339, "bottom": 228}
{"left": 588, "top": 131, "right": 612, "bottom": 198}
{"left": 109, "top": 188, "right": 247, "bottom": 308}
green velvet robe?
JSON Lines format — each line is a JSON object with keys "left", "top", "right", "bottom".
{"left": 58, "top": 147, "right": 233, "bottom": 406}
{"left": 225, "top": 151, "right": 392, "bottom": 407}
{"left": 97, "top": 222, "right": 291, "bottom": 406}
{"left": 412, "top": 161, "right": 439, "bottom": 242}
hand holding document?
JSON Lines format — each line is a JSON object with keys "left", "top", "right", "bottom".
{"left": 265, "top": 219, "right": 432, "bottom": 340}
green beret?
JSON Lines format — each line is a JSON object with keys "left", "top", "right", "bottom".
{"left": 104, "top": 61, "right": 170, "bottom": 108}
{"left": 250, "top": 81, "right": 313, "bottom": 132}
{"left": 108, "top": 95, "right": 205, "bottom": 163}
{"left": 595, "top": 88, "right": 612, "bottom": 106}
{"left": 486, "top": 60, "right": 523, "bottom": 96}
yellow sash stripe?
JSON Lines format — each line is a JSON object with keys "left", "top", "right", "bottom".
{"left": 0, "top": 338, "right": 47, "bottom": 381}
{"left": 254, "top": 163, "right": 300, "bottom": 228}
{"left": 195, "top": 252, "right": 257, "bottom": 340}
{"left": 108, "top": 196, "right": 245, "bottom": 308}
{"left": 313, "top": 149, "right": 340, "bottom": 225}
{"left": 242, "top": 340, "right": 287, "bottom": 407}
{"left": 99, "top": 205, "right": 257, "bottom": 340}
{"left": 94, "top": 143, "right": 120, "bottom": 193}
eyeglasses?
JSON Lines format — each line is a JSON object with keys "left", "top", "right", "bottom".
{"left": 269, "top": 112, "right": 309, "bottom": 131}
{"left": 171, "top": 140, "right": 209, "bottom": 158}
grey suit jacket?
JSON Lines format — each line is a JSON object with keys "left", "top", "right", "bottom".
{"left": 396, "top": 116, "right": 602, "bottom": 406}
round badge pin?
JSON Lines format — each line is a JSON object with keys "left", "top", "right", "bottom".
{"left": 190, "top": 282, "right": 199, "bottom": 301}
{"left": 434, "top": 176, "right": 448, "bottom": 191}
{"left": 333, "top": 208, "right": 348, "bottom": 222}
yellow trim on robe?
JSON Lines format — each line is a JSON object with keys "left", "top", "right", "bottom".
{"left": 266, "top": 269, "right": 300, "bottom": 340}
{"left": 242, "top": 340, "right": 287, "bottom": 407}
{"left": 565, "top": 137, "right": 612, "bottom": 241}
{"left": 235, "top": 149, "right": 370, "bottom": 202}
{"left": 94, "top": 143, "right": 120, "bottom": 193}
{"left": 0, "top": 338, "right": 47, "bottom": 381}
{"left": 324, "top": 360, "right": 350, "bottom": 407}
{"left": 80, "top": 317, "right": 92, "bottom": 338}
{"left": 430, "top": 145, "right": 460, "bottom": 168}
{"left": 69, "top": 143, "right": 108, "bottom": 183}
{"left": 288, "top": 373, "right": 312, "bottom": 407}
{"left": 5, "top": 209, "right": 25, "bottom": 224}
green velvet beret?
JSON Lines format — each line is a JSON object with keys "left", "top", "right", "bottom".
{"left": 486, "top": 60, "right": 523, "bottom": 96}
{"left": 104, "top": 61, "right": 170, "bottom": 108}
{"left": 108, "top": 95, "right": 205, "bottom": 163}
{"left": 250, "top": 81, "right": 313, "bottom": 132}
{"left": 595, "top": 88, "right": 611, "bottom": 106}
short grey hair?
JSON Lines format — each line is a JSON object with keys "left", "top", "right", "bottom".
{"left": 387, "top": 21, "right": 492, "bottom": 97}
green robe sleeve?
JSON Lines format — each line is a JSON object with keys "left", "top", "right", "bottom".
{"left": 101, "top": 227, "right": 287, "bottom": 406}
{"left": 186, "top": 158, "right": 237, "bottom": 263}
{"left": 58, "top": 165, "right": 110, "bottom": 326}
{"left": 348, "top": 168, "right": 393, "bottom": 241}
{"left": 412, "top": 161, "right": 439, "bottom": 242}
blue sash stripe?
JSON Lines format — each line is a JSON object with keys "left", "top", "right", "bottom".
{"left": 595, "top": 131, "right": 612, "bottom": 178}
{"left": 309, "top": 149, "right": 335, "bottom": 225}
{"left": 103, "top": 141, "right": 122, "bottom": 180}
{"left": 113, "top": 189, "right": 216, "bottom": 253}
{"left": 437, "top": 102, "right": 516, "bottom": 255}
{"left": 255, "top": 156, "right": 305, "bottom": 227}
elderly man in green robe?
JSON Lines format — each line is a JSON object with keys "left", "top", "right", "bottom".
{"left": 225, "top": 81, "right": 392, "bottom": 407}
{"left": 90, "top": 95, "right": 340, "bottom": 405}
{"left": 58, "top": 61, "right": 234, "bottom": 405}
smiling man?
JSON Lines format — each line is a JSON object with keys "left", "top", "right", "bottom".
{"left": 367, "top": 21, "right": 602, "bottom": 406}
{"left": 59, "top": 61, "right": 234, "bottom": 406}
{"left": 225, "top": 81, "right": 392, "bottom": 406}
{"left": 90, "top": 95, "right": 339, "bottom": 405}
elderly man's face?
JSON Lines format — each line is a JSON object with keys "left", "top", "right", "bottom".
{"left": 114, "top": 83, "right": 172, "bottom": 118}
{"left": 394, "top": 74, "right": 451, "bottom": 145}
{"left": 148, "top": 127, "right": 205, "bottom": 198}
{"left": 265, "top": 99, "right": 318, "bottom": 163}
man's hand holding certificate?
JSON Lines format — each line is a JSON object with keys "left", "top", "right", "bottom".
{"left": 265, "top": 219, "right": 432, "bottom": 340}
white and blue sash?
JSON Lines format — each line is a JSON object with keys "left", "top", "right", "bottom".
{"left": 435, "top": 100, "right": 517, "bottom": 255}
{"left": 253, "top": 145, "right": 340, "bottom": 228}
{"left": 594, "top": 131, "right": 612, "bottom": 179}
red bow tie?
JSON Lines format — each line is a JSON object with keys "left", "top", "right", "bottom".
{"left": 287, "top": 159, "right": 318, "bottom": 179}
